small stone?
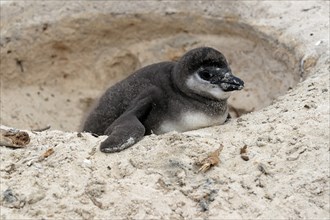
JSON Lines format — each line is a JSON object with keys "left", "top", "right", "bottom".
{"left": 256, "top": 140, "right": 266, "bottom": 147}
{"left": 27, "top": 190, "right": 46, "bottom": 204}
{"left": 257, "top": 163, "right": 271, "bottom": 176}
{"left": 2, "top": 189, "right": 17, "bottom": 203}
{"left": 83, "top": 159, "right": 92, "bottom": 167}
{"left": 77, "top": 132, "right": 83, "bottom": 138}
{"left": 1, "top": 188, "right": 26, "bottom": 209}
{"left": 287, "top": 154, "right": 300, "bottom": 161}
{"left": 241, "top": 155, "right": 250, "bottom": 161}
{"left": 199, "top": 199, "right": 208, "bottom": 212}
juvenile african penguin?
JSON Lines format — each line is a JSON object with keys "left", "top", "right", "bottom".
{"left": 82, "top": 47, "right": 244, "bottom": 153}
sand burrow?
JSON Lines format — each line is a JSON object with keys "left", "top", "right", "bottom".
{"left": 0, "top": 13, "right": 301, "bottom": 131}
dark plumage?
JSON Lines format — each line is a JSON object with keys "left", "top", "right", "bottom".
{"left": 82, "top": 47, "right": 244, "bottom": 153}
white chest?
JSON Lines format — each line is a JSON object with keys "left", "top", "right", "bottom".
{"left": 158, "top": 110, "right": 228, "bottom": 134}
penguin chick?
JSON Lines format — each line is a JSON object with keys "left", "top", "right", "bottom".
{"left": 82, "top": 47, "right": 244, "bottom": 153}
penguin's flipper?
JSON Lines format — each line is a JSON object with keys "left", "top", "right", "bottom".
{"left": 100, "top": 87, "right": 161, "bottom": 153}
{"left": 100, "top": 113, "right": 146, "bottom": 153}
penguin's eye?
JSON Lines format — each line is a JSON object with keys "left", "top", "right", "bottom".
{"left": 198, "top": 71, "right": 213, "bottom": 81}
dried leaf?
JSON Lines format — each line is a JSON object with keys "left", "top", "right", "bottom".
{"left": 0, "top": 129, "right": 30, "bottom": 148}
{"left": 198, "top": 145, "right": 224, "bottom": 173}
{"left": 240, "top": 145, "right": 247, "bottom": 154}
{"left": 240, "top": 145, "right": 249, "bottom": 161}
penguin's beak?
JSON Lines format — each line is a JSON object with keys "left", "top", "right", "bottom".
{"left": 210, "top": 72, "right": 244, "bottom": 92}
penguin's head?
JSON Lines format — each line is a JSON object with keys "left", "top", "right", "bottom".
{"left": 173, "top": 47, "right": 244, "bottom": 100}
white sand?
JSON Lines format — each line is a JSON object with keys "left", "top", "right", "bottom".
{"left": 0, "top": 1, "right": 329, "bottom": 219}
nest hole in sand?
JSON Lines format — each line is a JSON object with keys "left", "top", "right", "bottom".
{"left": 0, "top": 13, "right": 301, "bottom": 131}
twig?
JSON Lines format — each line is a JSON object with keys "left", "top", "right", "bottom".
{"left": 32, "top": 125, "right": 51, "bottom": 132}
{"left": 38, "top": 148, "right": 55, "bottom": 162}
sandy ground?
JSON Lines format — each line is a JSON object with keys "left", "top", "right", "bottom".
{"left": 0, "top": 1, "right": 329, "bottom": 219}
